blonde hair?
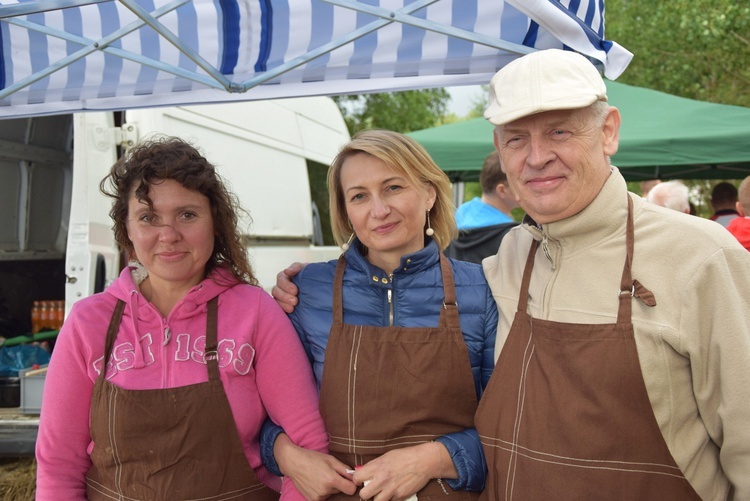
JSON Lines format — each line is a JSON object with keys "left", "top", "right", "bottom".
{"left": 328, "top": 130, "right": 456, "bottom": 250}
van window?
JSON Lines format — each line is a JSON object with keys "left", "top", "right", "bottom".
{"left": 307, "top": 160, "right": 335, "bottom": 246}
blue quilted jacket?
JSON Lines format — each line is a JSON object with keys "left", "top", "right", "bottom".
{"left": 262, "top": 238, "right": 497, "bottom": 491}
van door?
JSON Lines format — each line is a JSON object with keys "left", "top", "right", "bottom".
{"left": 65, "top": 112, "right": 121, "bottom": 314}
{"left": 0, "top": 115, "right": 73, "bottom": 336}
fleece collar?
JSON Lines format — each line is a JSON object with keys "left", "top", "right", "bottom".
{"left": 344, "top": 237, "right": 441, "bottom": 281}
{"left": 521, "top": 167, "right": 634, "bottom": 261}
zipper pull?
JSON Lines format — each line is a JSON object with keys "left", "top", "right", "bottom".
{"left": 387, "top": 288, "right": 394, "bottom": 326}
{"left": 162, "top": 320, "right": 171, "bottom": 346}
{"left": 541, "top": 234, "right": 555, "bottom": 269}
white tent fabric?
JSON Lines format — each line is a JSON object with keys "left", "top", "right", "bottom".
{"left": 0, "top": 0, "right": 632, "bottom": 118}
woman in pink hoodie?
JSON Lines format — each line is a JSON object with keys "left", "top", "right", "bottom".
{"left": 35, "top": 137, "right": 350, "bottom": 500}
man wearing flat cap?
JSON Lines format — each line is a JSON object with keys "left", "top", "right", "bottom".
{"left": 476, "top": 49, "right": 750, "bottom": 500}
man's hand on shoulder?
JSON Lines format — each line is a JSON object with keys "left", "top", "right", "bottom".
{"left": 272, "top": 262, "right": 307, "bottom": 314}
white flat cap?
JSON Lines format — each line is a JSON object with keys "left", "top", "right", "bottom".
{"left": 484, "top": 49, "right": 608, "bottom": 126}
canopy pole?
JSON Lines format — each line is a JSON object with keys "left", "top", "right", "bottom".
{"left": 325, "top": 0, "right": 536, "bottom": 54}
{"left": 238, "top": 0, "right": 441, "bottom": 92}
{"left": 0, "top": 0, "right": 231, "bottom": 101}
{"left": 452, "top": 182, "right": 465, "bottom": 208}
{"left": 0, "top": 0, "right": 111, "bottom": 19}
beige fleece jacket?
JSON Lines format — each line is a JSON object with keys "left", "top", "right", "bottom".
{"left": 483, "top": 168, "right": 750, "bottom": 500}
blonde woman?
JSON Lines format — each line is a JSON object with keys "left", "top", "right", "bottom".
{"left": 264, "top": 130, "right": 497, "bottom": 500}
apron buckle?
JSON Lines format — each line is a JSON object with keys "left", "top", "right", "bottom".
{"left": 618, "top": 285, "right": 635, "bottom": 297}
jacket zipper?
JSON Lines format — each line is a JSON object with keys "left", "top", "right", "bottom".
{"left": 541, "top": 233, "right": 554, "bottom": 269}
{"left": 162, "top": 318, "right": 170, "bottom": 384}
{"left": 388, "top": 273, "right": 394, "bottom": 326}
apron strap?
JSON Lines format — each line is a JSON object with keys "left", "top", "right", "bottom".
{"left": 100, "top": 300, "right": 126, "bottom": 381}
{"left": 332, "top": 256, "right": 347, "bottom": 326}
{"left": 437, "top": 253, "right": 460, "bottom": 330}
{"left": 204, "top": 297, "right": 220, "bottom": 381}
{"left": 617, "top": 195, "right": 636, "bottom": 323}
{"left": 518, "top": 196, "right": 646, "bottom": 322}
{"left": 517, "top": 239, "right": 540, "bottom": 313}
{"left": 332, "top": 253, "right": 460, "bottom": 330}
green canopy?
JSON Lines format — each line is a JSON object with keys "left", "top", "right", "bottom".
{"left": 408, "top": 80, "right": 750, "bottom": 181}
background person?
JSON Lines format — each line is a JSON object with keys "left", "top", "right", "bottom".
{"left": 645, "top": 179, "right": 691, "bottom": 213}
{"left": 265, "top": 130, "right": 497, "bottom": 500}
{"left": 477, "top": 49, "right": 750, "bottom": 500}
{"left": 639, "top": 178, "right": 661, "bottom": 198}
{"left": 454, "top": 152, "right": 517, "bottom": 229}
{"left": 727, "top": 175, "right": 750, "bottom": 250}
{"left": 710, "top": 181, "right": 740, "bottom": 226}
{"left": 35, "top": 137, "right": 337, "bottom": 500}
{"left": 445, "top": 152, "right": 519, "bottom": 264}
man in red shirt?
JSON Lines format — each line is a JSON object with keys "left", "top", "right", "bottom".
{"left": 727, "top": 176, "right": 750, "bottom": 250}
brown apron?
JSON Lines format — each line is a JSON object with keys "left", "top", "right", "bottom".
{"left": 475, "top": 197, "right": 701, "bottom": 500}
{"left": 85, "top": 297, "right": 279, "bottom": 501}
{"left": 319, "top": 254, "right": 481, "bottom": 500}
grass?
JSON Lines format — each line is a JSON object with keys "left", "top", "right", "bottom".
{"left": 0, "top": 457, "right": 35, "bottom": 501}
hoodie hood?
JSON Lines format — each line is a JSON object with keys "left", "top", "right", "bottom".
{"left": 444, "top": 222, "right": 518, "bottom": 265}
{"left": 105, "top": 263, "right": 239, "bottom": 368}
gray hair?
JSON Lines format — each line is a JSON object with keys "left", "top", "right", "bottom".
{"left": 646, "top": 180, "right": 690, "bottom": 213}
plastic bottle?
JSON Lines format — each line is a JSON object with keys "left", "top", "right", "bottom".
{"left": 39, "top": 301, "right": 50, "bottom": 332}
{"left": 51, "top": 301, "right": 57, "bottom": 330}
{"left": 55, "top": 300, "right": 65, "bottom": 330}
{"left": 31, "top": 301, "right": 40, "bottom": 334}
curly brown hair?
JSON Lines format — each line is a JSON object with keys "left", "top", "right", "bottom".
{"left": 100, "top": 136, "right": 257, "bottom": 286}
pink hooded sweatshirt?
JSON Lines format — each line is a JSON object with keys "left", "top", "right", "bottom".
{"left": 36, "top": 265, "right": 326, "bottom": 500}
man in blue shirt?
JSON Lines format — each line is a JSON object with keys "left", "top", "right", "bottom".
{"left": 447, "top": 152, "right": 519, "bottom": 264}
{"left": 455, "top": 152, "right": 517, "bottom": 229}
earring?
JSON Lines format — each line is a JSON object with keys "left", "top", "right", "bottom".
{"left": 425, "top": 211, "right": 434, "bottom": 237}
{"left": 341, "top": 233, "right": 355, "bottom": 251}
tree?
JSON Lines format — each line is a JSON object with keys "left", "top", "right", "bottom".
{"left": 606, "top": 0, "right": 750, "bottom": 108}
{"left": 333, "top": 88, "right": 450, "bottom": 135}
{"left": 606, "top": 0, "right": 750, "bottom": 211}
{"left": 466, "top": 85, "right": 489, "bottom": 119}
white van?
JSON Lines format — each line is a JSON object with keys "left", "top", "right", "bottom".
{"left": 0, "top": 97, "right": 349, "bottom": 453}
{"left": 0, "top": 96, "right": 349, "bottom": 342}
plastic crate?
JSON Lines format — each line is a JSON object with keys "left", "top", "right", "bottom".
{"left": 0, "top": 377, "right": 20, "bottom": 407}
{"left": 18, "top": 365, "right": 47, "bottom": 414}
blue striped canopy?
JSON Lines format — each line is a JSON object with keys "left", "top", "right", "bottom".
{"left": 0, "top": 0, "right": 632, "bottom": 118}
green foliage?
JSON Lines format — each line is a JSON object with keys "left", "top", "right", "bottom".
{"left": 606, "top": 0, "right": 750, "bottom": 107}
{"left": 463, "top": 182, "right": 482, "bottom": 202}
{"left": 323, "top": 4, "right": 750, "bottom": 226}
{"left": 628, "top": 179, "right": 741, "bottom": 218}
{"left": 685, "top": 179, "right": 742, "bottom": 219}
{"left": 608, "top": 0, "right": 749, "bottom": 211}
{"left": 333, "top": 89, "right": 450, "bottom": 134}
{"left": 466, "top": 85, "right": 490, "bottom": 119}
{"left": 437, "top": 113, "right": 464, "bottom": 125}
{"left": 306, "top": 160, "right": 335, "bottom": 246}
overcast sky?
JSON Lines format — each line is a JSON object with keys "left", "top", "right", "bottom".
{"left": 445, "top": 85, "right": 484, "bottom": 116}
